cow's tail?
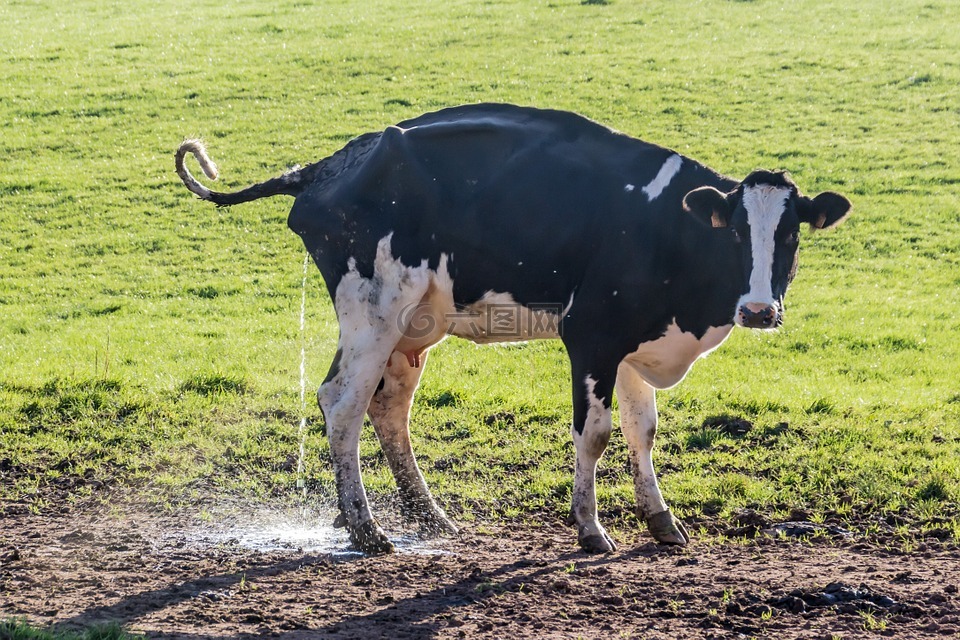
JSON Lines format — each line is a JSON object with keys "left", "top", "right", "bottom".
{"left": 175, "top": 139, "right": 305, "bottom": 207}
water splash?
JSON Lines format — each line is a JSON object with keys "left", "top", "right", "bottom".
{"left": 296, "top": 252, "right": 310, "bottom": 503}
{"left": 185, "top": 505, "right": 448, "bottom": 557}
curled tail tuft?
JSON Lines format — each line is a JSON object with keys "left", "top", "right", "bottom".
{"left": 176, "top": 139, "right": 219, "bottom": 201}
{"left": 175, "top": 138, "right": 305, "bottom": 207}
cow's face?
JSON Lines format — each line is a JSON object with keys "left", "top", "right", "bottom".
{"left": 683, "top": 171, "right": 851, "bottom": 329}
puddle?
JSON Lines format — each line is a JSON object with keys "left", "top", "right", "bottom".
{"left": 185, "top": 506, "right": 448, "bottom": 557}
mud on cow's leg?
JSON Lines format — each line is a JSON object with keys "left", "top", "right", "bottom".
{"left": 318, "top": 348, "right": 396, "bottom": 554}
{"left": 318, "top": 236, "right": 432, "bottom": 554}
{"left": 616, "top": 360, "right": 689, "bottom": 545}
{"left": 368, "top": 349, "right": 458, "bottom": 537}
{"left": 566, "top": 353, "right": 618, "bottom": 553}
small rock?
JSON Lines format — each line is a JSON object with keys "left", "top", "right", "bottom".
{"left": 814, "top": 593, "right": 838, "bottom": 606}
{"left": 0, "top": 547, "right": 20, "bottom": 563}
{"left": 782, "top": 596, "right": 806, "bottom": 614}
{"left": 824, "top": 582, "right": 847, "bottom": 594}
{"left": 874, "top": 595, "right": 897, "bottom": 608}
{"left": 762, "top": 521, "right": 853, "bottom": 539}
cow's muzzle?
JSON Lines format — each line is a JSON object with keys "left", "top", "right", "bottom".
{"left": 737, "top": 302, "right": 780, "bottom": 329}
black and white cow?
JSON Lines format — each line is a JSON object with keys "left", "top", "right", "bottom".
{"left": 176, "top": 103, "right": 850, "bottom": 554}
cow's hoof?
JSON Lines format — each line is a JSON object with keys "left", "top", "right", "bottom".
{"left": 401, "top": 497, "right": 459, "bottom": 537}
{"left": 417, "top": 512, "right": 459, "bottom": 537}
{"left": 646, "top": 509, "right": 690, "bottom": 545}
{"left": 349, "top": 520, "right": 395, "bottom": 555}
{"left": 578, "top": 528, "right": 617, "bottom": 554}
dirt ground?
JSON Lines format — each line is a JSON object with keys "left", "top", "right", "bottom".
{"left": 3, "top": 502, "right": 960, "bottom": 640}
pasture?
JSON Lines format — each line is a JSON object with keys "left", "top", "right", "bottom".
{"left": 2, "top": 0, "right": 960, "bottom": 637}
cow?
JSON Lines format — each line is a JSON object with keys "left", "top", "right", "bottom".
{"left": 176, "top": 103, "right": 850, "bottom": 554}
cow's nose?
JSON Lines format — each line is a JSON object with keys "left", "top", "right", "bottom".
{"left": 739, "top": 302, "right": 778, "bottom": 329}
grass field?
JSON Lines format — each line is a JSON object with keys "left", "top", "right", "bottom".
{"left": 2, "top": 0, "right": 960, "bottom": 547}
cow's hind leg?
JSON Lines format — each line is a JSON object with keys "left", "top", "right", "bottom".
{"left": 567, "top": 356, "right": 618, "bottom": 553}
{"left": 616, "top": 360, "right": 689, "bottom": 545}
{"left": 318, "top": 238, "right": 431, "bottom": 554}
{"left": 368, "top": 349, "right": 458, "bottom": 536}
{"left": 319, "top": 342, "right": 397, "bottom": 554}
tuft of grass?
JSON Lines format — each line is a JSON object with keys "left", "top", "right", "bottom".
{"left": 916, "top": 475, "right": 951, "bottom": 502}
{"left": 0, "top": 620, "right": 143, "bottom": 640}
{"left": 685, "top": 427, "right": 724, "bottom": 451}
{"left": 860, "top": 611, "right": 888, "bottom": 632}
{"left": 178, "top": 373, "right": 250, "bottom": 397}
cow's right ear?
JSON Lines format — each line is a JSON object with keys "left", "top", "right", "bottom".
{"left": 683, "top": 186, "right": 733, "bottom": 229}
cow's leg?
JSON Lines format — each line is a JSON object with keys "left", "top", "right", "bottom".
{"left": 319, "top": 342, "right": 396, "bottom": 554}
{"left": 567, "top": 355, "right": 618, "bottom": 553}
{"left": 367, "top": 349, "right": 458, "bottom": 536}
{"left": 318, "top": 238, "right": 431, "bottom": 554}
{"left": 616, "top": 360, "right": 689, "bottom": 545}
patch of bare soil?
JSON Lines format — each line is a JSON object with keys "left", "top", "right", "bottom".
{"left": 2, "top": 506, "right": 960, "bottom": 640}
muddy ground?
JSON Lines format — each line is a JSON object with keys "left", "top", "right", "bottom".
{"left": 3, "top": 502, "right": 960, "bottom": 639}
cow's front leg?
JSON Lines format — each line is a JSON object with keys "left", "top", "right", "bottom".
{"left": 368, "top": 349, "right": 457, "bottom": 537}
{"left": 568, "top": 365, "right": 618, "bottom": 553}
{"left": 616, "top": 360, "right": 689, "bottom": 545}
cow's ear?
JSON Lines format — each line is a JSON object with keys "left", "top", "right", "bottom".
{"left": 683, "top": 186, "right": 733, "bottom": 229}
{"left": 798, "top": 192, "right": 851, "bottom": 230}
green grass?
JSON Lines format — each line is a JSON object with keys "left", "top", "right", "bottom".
{"left": 2, "top": 0, "right": 960, "bottom": 542}
{"left": 0, "top": 620, "right": 142, "bottom": 640}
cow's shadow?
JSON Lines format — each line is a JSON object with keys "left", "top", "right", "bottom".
{"left": 308, "top": 546, "right": 666, "bottom": 639}
{"left": 57, "top": 541, "right": 669, "bottom": 639}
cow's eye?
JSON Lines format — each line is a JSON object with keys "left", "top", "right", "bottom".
{"left": 784, "top": 231, "right": 799, "bottom": 246}
{"left": 732, "top": 229, "right": 742, "bottom": 244}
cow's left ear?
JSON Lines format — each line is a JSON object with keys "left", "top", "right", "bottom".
{"left": 798, "top": 192, "right": 851, "bottom": 230}
{"left": 683, "top": 186, "right": 734, "bottom": 229}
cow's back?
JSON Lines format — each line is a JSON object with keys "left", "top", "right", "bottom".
{"left": 288, "top": 104, "right": 728, "bottom": 305}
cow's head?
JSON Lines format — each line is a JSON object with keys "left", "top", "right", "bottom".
{"left": 682, "top": 170, "right": 851, "bottom": 329}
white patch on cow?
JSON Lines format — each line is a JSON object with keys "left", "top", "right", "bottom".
{"left": 615, "top": 363, "right": 668, "bottom": 519}
{"left": 321, "top": 234, "right": 434, "bottom": 533}
{"left": 582, "top": 376, "right": 608, "bottom": 442}
{"left": 394, "top": 253, "right": 456, "bottom": 356}
{"left": 738, "top": 184, "right": 790, "bottom": 316}
{"left": 330, "top": 234, "right": 435, "bottom": 387}
{"left": 391, "top": 258, "right": 571, "bottom": 348}
{"left": 624, "top": 183, "right": 635, "bottom": 192}
{"left": 570, "top": 376, "right": 613, "bottom": 542}
{"left": 622, "top": 320, "right": 733, "bottom": 389}
{"left": 642, "top": 154, "right": 682, "bottom": 201}
{"left": 448, "top": 291, "right": 564, "bottom": 343}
